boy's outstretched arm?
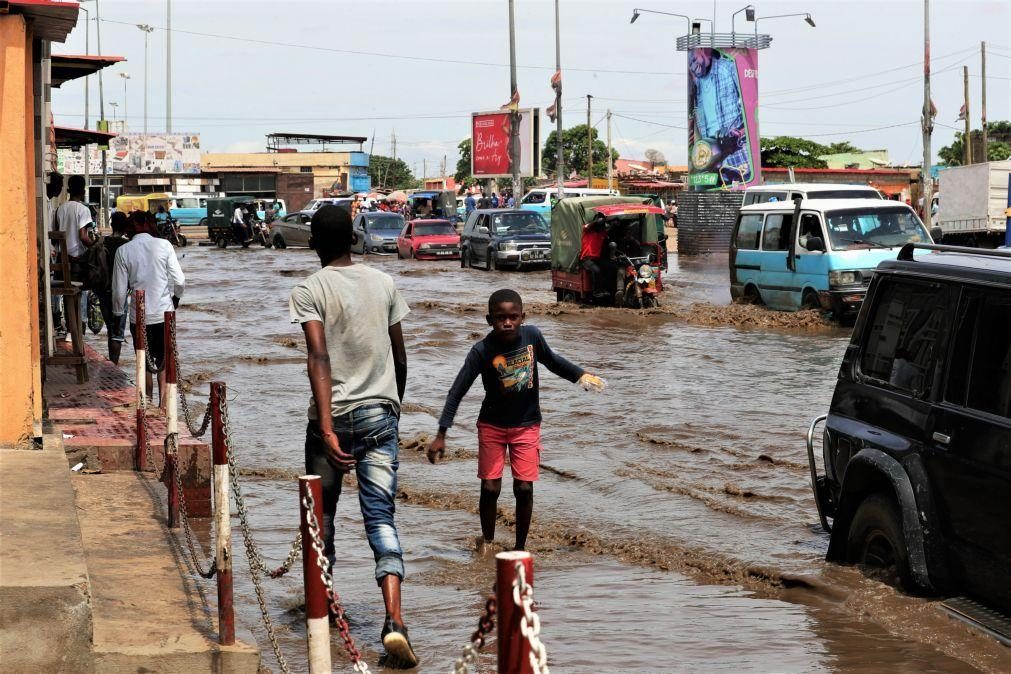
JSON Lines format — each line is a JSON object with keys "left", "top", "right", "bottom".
{"left": 534, "top": 329, "right": 588, "bottom": 383}
{"left": 427, "top": 348, "right": 482, "bottom": 464}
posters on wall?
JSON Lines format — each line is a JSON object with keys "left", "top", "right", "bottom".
{"left": 56, "top": 132, "right": 202, "bottom": 175}
{"left": 471, "top": 109, "right": 541, "bottom": 178}
{"left": 687, "top": 48, "right": 761, "bottom": 190}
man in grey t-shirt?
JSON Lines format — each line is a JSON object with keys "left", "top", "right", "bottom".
{"left": 289, "top": 205, "right": 417, "bottom": 668}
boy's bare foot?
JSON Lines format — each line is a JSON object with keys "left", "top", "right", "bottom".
{"left": 475, "top": 535, "right": 494, "bottom": 555}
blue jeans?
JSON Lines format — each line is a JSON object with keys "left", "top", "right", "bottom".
{"left": 305, "top": 404, "right": 404, "bottom": 585}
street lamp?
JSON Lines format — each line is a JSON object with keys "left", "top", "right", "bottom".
{"left": 755, "top": 12, "right": 816, "bottom": 41}
{"left": 109, "top": 101, "right": 118, "bottom": 121}
{"left": 630, "top": 8, "right": 713, "bottom": 33}
{"left": 136, "top": 24, "right": 155, "bottom": 139}
{"left": 118, "top": 72, "right": 130, "bottom": 126}
{"left": 731, "top": 5, "right": 755, "bottom": 34}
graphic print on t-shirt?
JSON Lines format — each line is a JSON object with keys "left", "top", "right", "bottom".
{"left": 492, "top": 344, "right": 535, "bottom": 392}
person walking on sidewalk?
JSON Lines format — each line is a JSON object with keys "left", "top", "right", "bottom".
{"left": 53, "top": 175, "right": 97, "bottom": 337}
{"left": 112, "top": 214, "right": 185, "bottom": 408}
{"left": 289, "top": 205, "right": 418, "bottom": 669}
{"left": 426, "top": 289, "right": 605, "bottom": 552}
{"left": 87, "top": 211, "right": 130, "bottom": 364}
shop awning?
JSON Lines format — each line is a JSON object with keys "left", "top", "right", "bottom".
{"left": 4, "top": 0, "right": 81, "bottom": 42}
{"left": 53, "top": 125, "right": 116, "bottom": 149}
{"left": 51, "top": 54, "right": 126, "bottom": 88}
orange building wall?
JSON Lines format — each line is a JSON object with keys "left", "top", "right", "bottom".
{"left": 0, "top": 14, "right": 42, "bottom": 447}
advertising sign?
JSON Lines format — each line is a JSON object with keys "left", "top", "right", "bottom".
{"left": 471, "top": 109, "right": 541, "bottom": 178}
{"left": 687, "top": 48, "right": 761, "bottom": 190}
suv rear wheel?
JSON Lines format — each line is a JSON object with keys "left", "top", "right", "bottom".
{"left": 846, "top": 493, "right": 912, "bottom": 590}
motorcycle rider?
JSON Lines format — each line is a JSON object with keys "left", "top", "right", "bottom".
{"left": 232, "top": 203, "right": 253, "bottom": 243}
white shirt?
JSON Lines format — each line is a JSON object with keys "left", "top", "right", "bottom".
{"left": 233, "top": 207, "right": 243, "bottom": 224}
{"left": 55, "top": 200, "right": 93, "bottom": 257}
{"left": 112, "top": 233, "right": 186, "bottom": 324}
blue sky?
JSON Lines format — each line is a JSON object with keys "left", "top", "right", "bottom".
{"left": 53, "top": 0, "right": 1010, "bottom": 174}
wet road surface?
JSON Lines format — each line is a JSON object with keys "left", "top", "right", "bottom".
{"left": 100, "top": 245, "right": 1011, "bottom": 673}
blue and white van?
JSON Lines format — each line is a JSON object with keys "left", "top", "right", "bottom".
{"left": 729, "top": 199, "right": 935, "bottom": 315}
{"left": 520, "top": 187, "right": 619, "bottom": 224}
{"left": 168, "top": 194, "right": 212, "bottom": 226}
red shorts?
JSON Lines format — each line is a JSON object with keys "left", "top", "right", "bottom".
{"left": 476, "top": 422, "right": 541, "bottom": 482}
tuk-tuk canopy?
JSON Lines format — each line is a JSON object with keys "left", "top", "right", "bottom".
{"left": 551, "top": 196, "right": 657, "bottom": 274}
{"left": 116, "top": 192, "right": 171, "bottom": 214}
{"left": 592, "top": 205, "right": 664, "bottom": 217}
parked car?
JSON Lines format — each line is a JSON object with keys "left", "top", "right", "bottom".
{"left": 806, "top": 244, "right": 1011, "bottom": 614}
{"left": 300, "top": 197, "right": 353, "bottom": 216}
{"left": 741, "top": 182, "right": 883, "bottom": 206}
{"left": 352, "top": 212, "right": 405, "bottom": 255}
{"left": 269, "top": 211, "right": 312, "bottom": 248}
{"left": 729, "top": 199, "right": 938, "bottom": 316}
{"left": 397, "top": 219, "right": 460, "bottom": 260}
{"left": 460, "top": 209, "right": 551, "bottom": 271}
{"left": 520, "top": 187, "right": 619, "bottom": 224}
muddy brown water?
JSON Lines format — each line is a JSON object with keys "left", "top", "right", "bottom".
{"left": 97, "top": 246, "right": 1009, "bottom": 673}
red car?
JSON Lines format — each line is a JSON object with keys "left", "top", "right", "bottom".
{"left": 397, "top": 219, "right": 461, "bottom": 260}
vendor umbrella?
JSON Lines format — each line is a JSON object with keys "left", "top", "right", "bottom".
{"left": 386, "top": 190, "right": 408, "bottom": 202}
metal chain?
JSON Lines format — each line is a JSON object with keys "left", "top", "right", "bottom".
{"left": 243, "top": 521, "right": 292, "bottom": 674}
{"left": 513, "top": 562, "right": 549, "bottom": 674}
{"left": 452, "top": 595, "right": 497, "bottom": 674}
{"left": 168, "top": 318, "right": 212, "bottom": 438}
{"left": 303, "top": 488, "right": 371, "bottom": 674}
{"left": 167, "top": 433, "right": 217, "bottom": 579}
{"left": 218, "top": 393, "right": 302, "bottom": 578}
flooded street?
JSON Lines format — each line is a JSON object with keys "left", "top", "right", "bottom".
{"left": 117, "top": 245, "right": 1008, "bottom": 673}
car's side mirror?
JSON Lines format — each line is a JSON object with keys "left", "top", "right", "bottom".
{"left": 479, "top": 226, "right": 489, "bottom": 234}
{"left": 805, "top": 236, "right": 826, "bottom": 252}
{"left": 930, "top": 226, "right": 943, "bottom": 243}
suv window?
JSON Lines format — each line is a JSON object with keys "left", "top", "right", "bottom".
{"left": 946, "top": 289, "right": 1011, "bottom": 418}
{"left": 860, "top": 279, "right": 953, "bottom": 397}
{"left": 798, "top": 213, "right": 824, "bottom": 250}
{"left": 761, "top": 213, "right": 792, "bottom": 251}
{"left": 736, "top": 214, "right": 763, "bottom": 250}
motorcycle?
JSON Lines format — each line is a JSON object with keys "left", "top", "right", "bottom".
{"left": 157, "top": 216, "right": 188, "bottom": 247}
{"left": 614, "top": 248, "right": 660, "bottom": 309}
{"left": 216, "top": 218, "right": 272, "bottom": 249}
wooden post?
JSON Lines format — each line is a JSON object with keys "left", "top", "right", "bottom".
{"left": 210, "top": 381, "right": 235, "bottom": 645}
{"left": 134, "top": 290, "right": 146, "bottom": 409}
{"left": 497, "top": 550, "right": 534, "bottom": 674}
{"left": 135, "top": 407, "right": 147, "bottom": 471}
{"left": 300, "top": 475, "right": 331, "bottom": 674}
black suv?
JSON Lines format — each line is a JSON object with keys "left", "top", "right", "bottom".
{"left": 460, "top": 209, "right": 551, "bottom": 271}
{"left": 807, "top": 244, "right": 1011, "bottom": 614}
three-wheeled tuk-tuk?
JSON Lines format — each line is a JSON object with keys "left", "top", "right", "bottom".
{"left": 205, "top": 196, "right": 271, "bottom": 248}
{"left": 551, "top": 196, "right": 665, "bottom": 308}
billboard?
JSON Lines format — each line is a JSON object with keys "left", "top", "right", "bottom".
{"left": 58, "top": 132, "right": 202, "bottom": 175}
{"left": 471, "top": 108, "right": 541, "bottom": 178}
{"left": 687, "top": 48, "right": 761, "bottom": 190}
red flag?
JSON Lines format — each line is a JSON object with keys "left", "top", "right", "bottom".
{"left": 550, "top": 69, "right": 562, "bottom": 95}
{"left": 955, "top": 103, "right": 967, "bottom": 122}
{"left": 500, "top": 88, "right": 520, "bottom": 112}
{"left": 546, "top": 101, "right": 558, "bottom": 122}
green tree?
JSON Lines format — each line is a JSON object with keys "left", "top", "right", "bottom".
{"left": 760, "top": 136, "right": 830, "bottom": 168}
{"left": 939, "top": 122, "right": 1011, "bottom": 165}
{"left": 542, "top": 125, "right": 618, "bottom": 178}
{"left": 454, "top": 138, "right": 475, "bottom": 185}
{"left": 369, "top": 155, "right": 417, "bottom": 190}
{"left": 823, "top": 141, "right": 863, "bottom": 155}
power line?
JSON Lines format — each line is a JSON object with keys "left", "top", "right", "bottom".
{"left": 95, "top": 17, "right": 677, "bottom": 77}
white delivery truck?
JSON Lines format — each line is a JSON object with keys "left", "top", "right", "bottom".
{"left": 935, "top": 160, "right": 1011, "bottom": 247}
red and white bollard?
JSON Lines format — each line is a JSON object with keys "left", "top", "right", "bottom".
{"left": 134, "top": 290, "right": 147, "bottom": 471}
{"left": 497, "top": 550, "right": 535, "bottom": 674}
{"left": 164, "top": 311, "right": 178, "bottom": 437}
{"left": 210, "top": 382, "right": 235, "bottom": 645}
{"left": 299, "top": 475, "right": 331, "bottom": 674}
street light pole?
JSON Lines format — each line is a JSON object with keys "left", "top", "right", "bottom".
{"left": 119, "top": 72, "right": 130, "bottom": 127}
{"left": 81, "top": 6, "right": 90, "bottom": 201}
{"left": 166, "top": 0, "right": 172, "bottom": 133}
{"left": 91, "top": 0, "right": 109, "bottom": 228}
{"left": 754, "top": 12, "right": 816, "bottom": 41}
{"left": 554, "top": 0, "right": 563, "bottom": 200}
{"left": 631, "top": 8, "right": 712, "bottom": 34}
{"left": 137, "top": 25, "right": 154, "bottom": 138}
{"left": 921, "top": 0, "right": 932, "bottom": 226}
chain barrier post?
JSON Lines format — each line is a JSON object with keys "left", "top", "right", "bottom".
{"left": 210, "top": 381, "right": 236, "bottom": 645}
{"left": 164, "top": 311, "right": 178, "bottom": 435}
{"left": 166, "top": 451, "right": 180, "bottom": 528}
{"left": 134, "top": 290, "right": 147, "bottom": 471}
{"left": 497, "top": 551, "right": 534, "bottom": 674}
{"left": 299, "top": 475, "right": 331, "bottom": 674}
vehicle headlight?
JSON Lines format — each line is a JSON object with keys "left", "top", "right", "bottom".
{"left": 501, "top": 242, "right": 518, "bottom": 251}
{"left": 370, "top": 233, "right": 383, "bottom": 242}
{"left": 638, "top": 264, "right": 653, "bottom": 278}
{"left": 829, "top": 270, "right": 859, "bottom": 287}
{"left": 419, "top": 243, "right": 431, "bottom": 250}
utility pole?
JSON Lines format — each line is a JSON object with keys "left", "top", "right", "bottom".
{"left": 963, "top": 65, "right": 971, "bottom": 165}
{"left": 82, "top": 6, "right": 90, "bottom": 202}
{"left": 96, "top": 0, "right": 109, "bottom": 229}
{"left": 442, "top": 154, "right": 447, "bottom": 188}
{"left": 166, "top": 0, "right": 172, "bottom": 132}
{"left": 423, "top": 158, "right": 427, "bottom": 184}
{"left": 507, "top": 0, "right": 521, "bottom": 199}
{"left": 554, "top": 0, "right": 564, "bottom": 200}
{"left": 586, "top": 94, "right": 593, "bottom": 186}
{"left": 981, "top": 41, "right": 988, "bottom": 159}
{"left": 606, "top": 109, "right": 613, "bottom": 191}
{"left": 921, "top": 0, "right": 932, "bottom": 227}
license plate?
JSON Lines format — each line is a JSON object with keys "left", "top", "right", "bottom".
{"left": 522, "top": 250, "right": 545, "bottom": 260}
{"left": 436, "top": 250, "right": 454, "bottom": 256}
